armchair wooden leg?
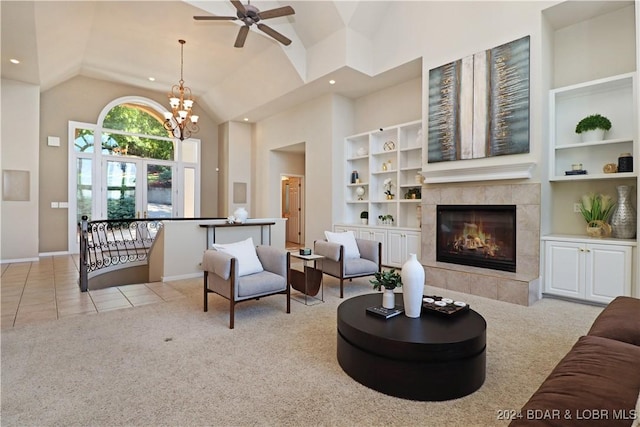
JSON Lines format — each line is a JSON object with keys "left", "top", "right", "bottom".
{"left": 286, "top": 287, "right": 291, "bottom": 314}
{"left": 229, "top": 299, "right": 235, "bottom": 329}
{"left": 340, "top": 278, "right": 344, "bottom": 298}
{"left": 203, "top": 271, "right": 208, "bottom": 312}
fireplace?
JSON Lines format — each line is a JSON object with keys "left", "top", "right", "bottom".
{"left": 436, "top": 205, "right": 516, "bottom": 273}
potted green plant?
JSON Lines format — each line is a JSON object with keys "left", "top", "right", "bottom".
{"left": 360, "top": 210, "right": 368, "bottom": 224}
{"left": 579, "top": 192, "right": 615, "bottom": 237}
{"left": 405, "top": 187, "right": 421, "bottom": 199}
{"left": 575, "top": 114, "right": 612, "bottom": 142}
{"left": 370, "top": 269, "right": 403, "bottom": 309}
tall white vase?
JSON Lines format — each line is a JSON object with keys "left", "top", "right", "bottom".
{"left": 401, "top": 253, "right": 424, "bottom": 318}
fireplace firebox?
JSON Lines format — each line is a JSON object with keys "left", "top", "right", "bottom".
{"left": 436, "top": 205, "right": 516, "bottom": 272}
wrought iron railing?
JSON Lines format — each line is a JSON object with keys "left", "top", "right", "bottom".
{"left": 78, "top": 216, "right": 162, "bottom": 292}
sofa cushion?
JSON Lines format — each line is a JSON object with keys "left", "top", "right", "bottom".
{"left": 510, "top": 335, "right": 640, "bottom": 427}
{"left": 588, "top": 296, "right": 640, "bottom": 346}
{"left": 212, "top": 237, "right": 263, "bottom": 277}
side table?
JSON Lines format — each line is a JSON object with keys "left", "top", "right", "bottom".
{"left": 290, "top": 253, "right": 324, "bottom": 305}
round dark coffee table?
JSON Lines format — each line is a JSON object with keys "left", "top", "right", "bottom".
{"left": 337, "top": 293, "right": 486, "bottom": 401}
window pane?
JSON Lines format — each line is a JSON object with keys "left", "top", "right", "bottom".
{"left": 182, "top": 140, "right": 198, "bottom": 163}
{"left": 76, "top": 158, "right": 92, "bottom": 222}
{"left": 103, "top": 103, "right": 171, "bottom": 138}
{"left": 106, "top": 160, "right": 137, "bottom": 219}
{"left": 183, "top": 167, "right": 196, "bottom": 217}
{"left": 102, "top": 132, "right": 174, "bottom": 161}
{"left": 74, "top": 129, "right": 94, "bottom": 153}
{"left": 147, "top": 164, "right": 173, "bottom": 218}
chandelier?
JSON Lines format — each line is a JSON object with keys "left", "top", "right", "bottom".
{"left": 163, "top": 39, "right": 199, "bottom": 141}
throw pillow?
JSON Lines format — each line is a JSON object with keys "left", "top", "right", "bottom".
{"left": 212, "top": 237, "right": 263, "bottom": 277}
{"left": 325, "top": 230, "right": 360, "bottom": 259}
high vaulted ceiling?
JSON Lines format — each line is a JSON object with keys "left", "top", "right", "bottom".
{"left": 1, "top": 0, "right": 422, "bottom": 124}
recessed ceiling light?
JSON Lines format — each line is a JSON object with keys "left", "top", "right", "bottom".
{"left": 148, "top": 77, "right": 156, "bottom": 81}
{"left": 9, "top": 59, "right": 20, "bottom": 64}
{"left": 243, "top": 118, "right": 249, "bottom": 121}
{"left": 329, "top": 79, "right": 336, "bottom": 85}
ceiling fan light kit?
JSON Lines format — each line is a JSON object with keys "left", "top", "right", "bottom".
{"left": 164, "top": 39, "right": 199, "bottom": 141}
{"left": 194, "top": 0, "right": 295, "bottom": 48}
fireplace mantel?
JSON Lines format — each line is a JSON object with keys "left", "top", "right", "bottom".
{"left": 422, "top": 162, "right": 536, "bottom": 183}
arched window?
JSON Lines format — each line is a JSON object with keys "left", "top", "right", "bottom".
{"left": 68, "top": 97, "right": 201, "bottom": 252}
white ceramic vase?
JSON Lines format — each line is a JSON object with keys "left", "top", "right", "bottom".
{"left": 580, "top": 129, "right": 605, "bottom": 143}
{"left": 382, "top": 288, "right": 395, "bottom": 309}
{"left": 401, "top": 253, "right": 425, "bottom": 318}
{"left": 233, "top": 207, "right": 249, "bottom": 223}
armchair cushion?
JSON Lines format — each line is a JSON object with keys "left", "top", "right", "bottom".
{"left": 325, "top": 230, "right": 360, "bottom": 259}
{"left": 211, "top": 237, "right": 263, "bottom": 277}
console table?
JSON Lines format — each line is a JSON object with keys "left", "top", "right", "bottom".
{"left": 337, "top": 293, "right": 486, "bottom": 401}
{"left": 199, "top": 221, "right": 275, "bottom": 248}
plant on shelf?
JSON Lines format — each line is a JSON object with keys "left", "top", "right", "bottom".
{"left": 405, "top": 187, "right": 421, "bottom": 199}
{"left": 383, "top": 178, "right": 395, "bottom": 199}
{"left": 579, "top": 192, "right": 615, "bottom": 237}
{"left": 378, "top": 214, "right": 394, "bottom": 225}
{"left": 370, "top": 269, "right": 403, "bottom": 291}
{"left": 360, "top": 211, "right": 368, "bottom": 224}
{"left": 575, "top": 113, "right": 612, "bottom": 134}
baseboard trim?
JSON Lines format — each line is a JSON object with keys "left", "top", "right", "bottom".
{"left": 161, "top": 272, "right": 201, "bottom": 282}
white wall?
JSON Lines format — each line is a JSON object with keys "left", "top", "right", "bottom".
{"left": 1, "top": 79, "right": 40, "bottom": 261}
{"left": 553, "top": 5, "right": 636, "bottom": 87}
{"left": 254, "top": 94, "right": 338, "bottom": 245}
{"left": 228, "top": 121, "right": 253, "bottom": 217}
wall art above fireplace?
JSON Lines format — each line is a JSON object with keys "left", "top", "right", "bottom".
{"left": 436, "top": 205, "right": 517, "bottom": 272}
{"left": 428, "top": 35, "right": 530, "bottom": 163}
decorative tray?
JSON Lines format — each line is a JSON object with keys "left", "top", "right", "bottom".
{"left": 422, "top": 295, "right": 470, "bottom": 316}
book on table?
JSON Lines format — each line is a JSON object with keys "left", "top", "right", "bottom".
{"left": 366, "top": 305, "right": 404, "bottom": 319}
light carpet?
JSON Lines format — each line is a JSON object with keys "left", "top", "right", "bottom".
{"left": 1, "top": 276, "right": 603, "bottom": 426}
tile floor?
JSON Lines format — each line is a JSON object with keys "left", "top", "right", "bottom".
{"left": 2, "top": 247, "right": 309, "bottom": 329}
{"left": 0, "top": 254, "right": 198, "bottom": 329}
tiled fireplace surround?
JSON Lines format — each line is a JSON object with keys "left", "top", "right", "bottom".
{"left": 421, "top": 182, "right": 541, "bottom": 306}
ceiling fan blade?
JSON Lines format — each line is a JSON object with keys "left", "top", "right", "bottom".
{"left": 193, "top": 15, "right": 237, "bottom": 21}
{"left": 234, "top": 25, "right": 250, "bottom": 48}
{"left": 258, "top": 5, "right": 295, "bottom": 20}
{"left": 231, "top": 0, "right": 246, "bottom": 15}
{"left": 257, "top": 23, "right": 291, "bottom": 46}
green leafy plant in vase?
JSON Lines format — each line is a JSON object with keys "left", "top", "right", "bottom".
{"left": 370, "top": 269, "right": 403, "bottom": 309}
{"left": 575, "top": 114, "right": 612, "bottom": 142}
{"left": 580, "top": 192, "right": 614, "bottom": 237}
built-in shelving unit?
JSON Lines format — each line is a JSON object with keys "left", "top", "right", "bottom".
{"left": 344, "top": 120, "right": 423, "bottom": 229}
{"left": 542, "top": 9, "right": 639, "bottom": 304}
{"left": 549, "top": 73, "right": 636, "bottom": 181}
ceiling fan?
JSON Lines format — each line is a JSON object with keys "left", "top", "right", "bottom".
{"left": 194, "top": 0, "right": 295, "bottom": 48}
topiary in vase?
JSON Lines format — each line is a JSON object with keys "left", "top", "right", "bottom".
{"left": 575, "top": 114, "right": 612, "bottom": 142}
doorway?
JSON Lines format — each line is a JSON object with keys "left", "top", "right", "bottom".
{"left": 282, "top": 175, "right": 304, "bottom": 248}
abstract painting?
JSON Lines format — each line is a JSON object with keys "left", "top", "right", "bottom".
{"left": 428, "top": 36, "right": 530, "bottom": 162}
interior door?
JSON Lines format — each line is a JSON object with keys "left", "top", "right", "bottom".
{"left": 287, "top": 177, "right": 301, "bottom": 244}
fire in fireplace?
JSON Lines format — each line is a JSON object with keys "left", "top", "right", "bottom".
{"left": 436, "top": 205, "right": 516, "bottom": 272}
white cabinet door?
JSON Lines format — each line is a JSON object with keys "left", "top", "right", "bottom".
{"left": 544, "top": 239, "right": 632, "bottom": 303}
{"left": 405, "top": 231, "right": 421, "bottom": 260}
{"left": 357, "top": 228, "right": 387, "bottom": 265}
{"left": 387, "top": 230, "right": 404, "bottom": 267}
{"left": 387, "top": 230, "right": 421, "bottom": 268}
{"left": 585, "top": 243, "right": 632, "bottom": 304}
{"left": 544, "top": 241, "right": 583, "bottom": 299}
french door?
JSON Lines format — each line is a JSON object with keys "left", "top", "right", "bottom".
{"left": 103, "top": 158, "right": 175, "bottom": 219}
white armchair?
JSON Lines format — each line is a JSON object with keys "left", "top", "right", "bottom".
{"left": 314, "top": 238, "right": 382, "bottom": 298}
{"left": 202, "top": 244, "right": 290, "bottom": 329}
